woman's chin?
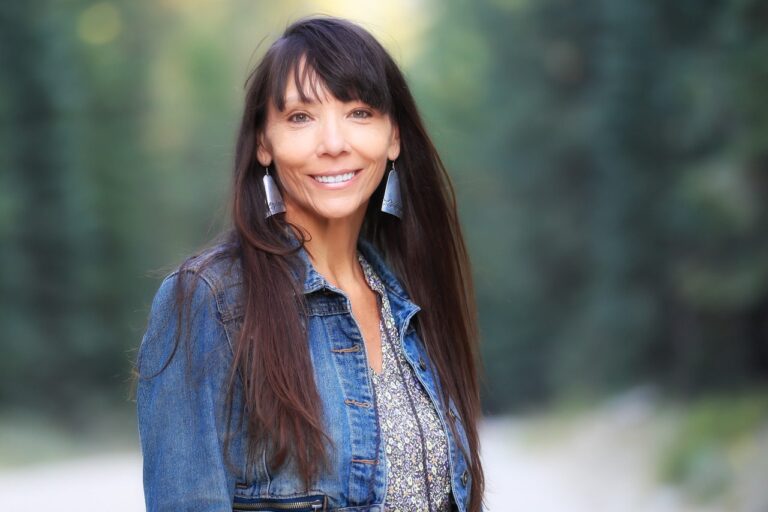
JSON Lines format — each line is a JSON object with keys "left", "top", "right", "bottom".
{"left": 288, "top": 200, "right": 368, "bottom": 225}
{"left": 316, "top": 205, "right": 365, "bottom": 222}
{"left": 317, "top": 200, "right": 368, "bottom": 220}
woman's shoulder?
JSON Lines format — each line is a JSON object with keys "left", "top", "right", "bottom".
{"left": 172, "top": 240, "right": 243, "bottom": 292}
{"left": 151, "top": 240, "right": 245, "bottom": 328}
{"left": 139, "top": 242, "right": 244, "bottom": 375}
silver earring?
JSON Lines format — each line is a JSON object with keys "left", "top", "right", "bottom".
{"left": 263, "top": 166, "right": 286, "bottom": 218}
{"left": 381, "top": 161, "right": 403, "bottom": 218}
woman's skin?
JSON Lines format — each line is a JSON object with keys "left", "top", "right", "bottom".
{"left": 256, "top": 72, "right": 400, "bottom": 374}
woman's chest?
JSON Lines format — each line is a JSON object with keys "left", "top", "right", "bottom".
{"left": 228, "top": 298, "right": 472, "bottom": 511}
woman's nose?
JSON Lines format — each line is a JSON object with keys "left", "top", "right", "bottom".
{"left": 316, "top": 116, "right": 348, "bottom": 156}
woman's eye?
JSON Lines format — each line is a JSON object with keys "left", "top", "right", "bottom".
{"left": 288, "top": 112, "right": 310, "bottom": 123}
{"left": 351, "top": 109, "right": 372, "bottom": 119}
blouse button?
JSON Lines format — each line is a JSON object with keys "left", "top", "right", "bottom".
{"left": 461, "top": 469, "right": 469, "bottom": 486}
{"left": 418, "top": 357, "right": 427, "bottom": 371}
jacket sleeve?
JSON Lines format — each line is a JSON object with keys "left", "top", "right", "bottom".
{"left": 136, "top": 271, "right": 242, "bottom": 512}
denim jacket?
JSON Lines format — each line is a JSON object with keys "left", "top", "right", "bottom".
{"left": 136, "top": 238, "right": 473, "bottom": 512}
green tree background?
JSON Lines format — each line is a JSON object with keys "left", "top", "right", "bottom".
{"left": 1, "top": 0, "right": 767, "bottom": 424}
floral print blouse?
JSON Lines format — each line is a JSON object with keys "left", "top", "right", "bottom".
{"left": 359, "top": 252, "right": 451, "bottom": 512}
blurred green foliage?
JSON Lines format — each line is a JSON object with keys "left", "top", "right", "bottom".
{"left": 0, "top": 0, "right": 767, "bottom": 420}
{"left": 411, "top": 0, "right": 768, "bottom": 411}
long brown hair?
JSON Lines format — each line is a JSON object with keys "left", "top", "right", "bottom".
{"left": 170, "top": 17, "right": 483, "bottom": 511}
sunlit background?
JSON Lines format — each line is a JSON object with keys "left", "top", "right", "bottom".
{"left": 2, "top": 0, "right": 768, "bottom": 510}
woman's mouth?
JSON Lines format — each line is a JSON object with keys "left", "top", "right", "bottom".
{"left": 311, "top": 169, "right": 361, "bottom": 187}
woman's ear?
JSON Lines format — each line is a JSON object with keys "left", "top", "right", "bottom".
{"left": 387, "top": 124, "right": 401, "bottom": 161}
{"left": 256, "top": 135, "right": 272, "bottom": 167}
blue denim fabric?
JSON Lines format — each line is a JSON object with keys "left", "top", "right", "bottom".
{"left": 136, "top": 238, "right": 473, "bottom": 512}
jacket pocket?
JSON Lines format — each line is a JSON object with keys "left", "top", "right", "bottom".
{"left": 232, "top": 494, "right": 327, "bottom": 511}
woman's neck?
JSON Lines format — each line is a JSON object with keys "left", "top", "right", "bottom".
{"left": 287, "top": 206, "right": 367, "bottom": 290}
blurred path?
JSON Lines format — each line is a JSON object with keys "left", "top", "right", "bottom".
{"left": 0, "top": 396, "right": 759, "bottom": 511}
{"left": 480, "top": 388, "right": 768, "bottom": 511}
{"left": 481, "top": 401, "right": 722, "bottom": 512}
{"left": 0, "top": 452, "right": 143, "bottom": 511}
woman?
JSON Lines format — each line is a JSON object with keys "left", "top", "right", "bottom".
{"left": 136, "top": 16, "right": 484, "bottom": 512}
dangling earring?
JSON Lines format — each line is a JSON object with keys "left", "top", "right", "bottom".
{"left": 263, "top": 166, "right": 286, "bottom": 218}
{"left": 381, "top": 161, "right": 403, "bottom": 218}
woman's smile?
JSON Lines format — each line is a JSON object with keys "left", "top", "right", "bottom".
{"left": 310, "top": 168, "right": 362, "bottom": 188}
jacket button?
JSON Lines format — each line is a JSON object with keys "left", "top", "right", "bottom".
{"left": 419, "top": 357, "right": 427, "bottom": 371}
{"left": 461, "top": 469, "right": 469, "bottom": 486}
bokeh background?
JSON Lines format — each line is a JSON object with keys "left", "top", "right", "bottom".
{"left": 2, "top": 0, "right": 768, "bottom": 510}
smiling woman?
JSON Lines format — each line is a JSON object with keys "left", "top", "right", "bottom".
{"left": 136, "top": 16, "right": 484, "bottom": 512}
{"left": 256, "top": 69, "right": 400, "bottom": 222}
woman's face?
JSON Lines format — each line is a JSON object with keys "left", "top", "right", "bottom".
{"left": 256, "top": 77, "right": 400, "bottom": 225}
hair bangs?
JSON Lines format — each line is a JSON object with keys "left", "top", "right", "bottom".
{"left": 266, "top": 21, "right": 393, "bottom": 114}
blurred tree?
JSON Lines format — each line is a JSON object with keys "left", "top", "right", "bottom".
{"left": 0, "top": 0, "right": 158, "bottom": 418}
{"left": 412, "top": 0, "right": 768, "bottom": 412}
{"left": 1, "top": 0, "right": 767, "bottom": 418}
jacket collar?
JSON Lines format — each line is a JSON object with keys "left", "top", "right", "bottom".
{"left": 276, "top": 228, "right": 421, "bottom": 324}
{"left": 294, "top": 237, "right": 410, "bottom": 300}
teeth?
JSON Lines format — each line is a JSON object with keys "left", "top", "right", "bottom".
{"left": 314, "top": 171, "right": 356, "bottom": 184}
